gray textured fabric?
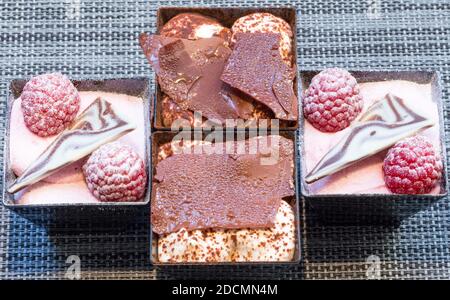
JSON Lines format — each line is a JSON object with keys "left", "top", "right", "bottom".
{"left": 0, "top": 0, "right": 449, "bottom": 279}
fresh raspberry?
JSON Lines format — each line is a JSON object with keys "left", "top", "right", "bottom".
{"left": 20, "top": 73, "right": 80, "bottom": 137}
{"left": 302, "top": 68, "right": 363, "bottom": 132}
{"left": 83, "top": 142, "right": 147, "bottom": 202}
{"left": 383, "top": 136, "right": 443, "bottom": 194}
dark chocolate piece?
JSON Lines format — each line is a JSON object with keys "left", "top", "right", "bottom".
{"left": 152, "top": 136, "right": 295, "bottom": 235}
{"left": 8, "top": 98, "right": 135, "bottom": 193}
{"left": 305, "top": 93, "right": 435, "bottom": 184}
{"left": 221, "top": 32, "right": 298, "bottom": 121}
{"left": 139, "top": 33, "right": 254, "bottom": 123}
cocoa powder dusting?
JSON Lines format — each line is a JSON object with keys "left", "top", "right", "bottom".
{"left": 152, "top": 136, "right": 295, "bottom": 235}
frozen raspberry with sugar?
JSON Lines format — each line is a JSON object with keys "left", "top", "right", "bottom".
{"left": 21, "top": 73, "right": 80, "bottom": 137}
{"left": 383, "top": 136, "right": 443, "bottom": 194}
{"left": 83, "top": 142, "right": 147, "bottom": 202}
{"left": 303, "top": 68, "right": 363, "bottom": 132}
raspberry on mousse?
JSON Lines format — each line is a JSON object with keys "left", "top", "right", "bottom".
{"left": 83, "top": 142, "right": 147, "bottom": 202}
{"left": 20, "top": 73, "right": 80, "bottom": 137}
{"left": 383, "top": 136, "right": 443, "bottom": 194}
{"left": 303, "top": 68, "right": 363, "bottom": 133}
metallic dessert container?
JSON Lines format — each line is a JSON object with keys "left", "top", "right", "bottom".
{"left": 151, "top": 6, "right": 299, "bottom": 131}
{"left": 2, "top": 78, "right": 152, "bottom": 221}
{"left": 299, "top": 70, "right": 448, "bottom": 224}
{"left": 149, "top": 130, "right": 302, "bottom": 265}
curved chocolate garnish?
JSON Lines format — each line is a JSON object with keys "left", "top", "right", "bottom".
{"left": 152, "top": 136, "right": 295, "bottom": 235}
{"left": 139, "top": 33, "right": 254, "bottom": 123}
{"left": 221, "top": 32, "right": 298, "bottom": 121}
{"left": 8, "top": 98, "right": 135, "bottom": 193}
{"left": 305, "top": 93, "right": 435, "bottom": 184}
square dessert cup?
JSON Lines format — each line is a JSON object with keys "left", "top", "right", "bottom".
{"left": 2, "top": 77, "right": 152, "bottom": 215}
{"left": 299, "top": 70, "right": 448, "bottom": 224}
{"left": 152, "top": 6, "right": 299, "bottom": 131}
{"left": 149, "top": 130, "right": 302, "bottom": 265}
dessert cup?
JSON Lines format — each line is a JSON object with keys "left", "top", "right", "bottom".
{"left": 299, "top": 70, "right": 448, "bottom": 224}
{"left": 3, "top": 78, "right": 152, "bottom": 214}
{"left": 149, "top": 130, "right": 301, "bottom": 265}
{"left": 151, "top": 6, "right": 299, "bottom": 131}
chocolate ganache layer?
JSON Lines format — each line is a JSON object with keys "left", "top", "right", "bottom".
{"left": 151, "top": 135, "right": 295, "bottom": 235}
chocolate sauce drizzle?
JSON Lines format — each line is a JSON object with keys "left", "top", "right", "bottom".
{"left": 8, "top": 98, "right": 135, "bottom": 193}
{"left": 305, "top": 93, "right": 435, "bottom": 184}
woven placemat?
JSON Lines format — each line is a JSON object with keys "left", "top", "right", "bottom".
{"left": 0, "top": 0, "right": 449, "bottom": 280}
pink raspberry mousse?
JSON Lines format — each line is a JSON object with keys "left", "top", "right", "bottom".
{"left": 10, "top": 91, "right": 145, "bottom": 205}
{"left": 304, "top": 79, "right": 442, "bottom": 195}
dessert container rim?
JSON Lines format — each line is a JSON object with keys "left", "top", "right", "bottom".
{"left": 2, "top": 76, "right": 153, "bottom": 208}
{"left": 298, "top": 69, "right": 448, "bottom": 199}
{"left": 149, "top": 129, "right": 302, "bottom": 266}
{"left": 151, "top": 5, "right": 300, "bottom": 131}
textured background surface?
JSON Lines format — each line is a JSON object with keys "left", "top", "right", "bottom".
{"left": 0, "top": 0, "right": 449, "bottom": 280}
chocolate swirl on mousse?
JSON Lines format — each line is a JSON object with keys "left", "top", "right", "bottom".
{"left": 8, "top": 98, "right": 135, "bottom": 193}
{"left": 305, "top": 93, "right": 435, "bottom": 184}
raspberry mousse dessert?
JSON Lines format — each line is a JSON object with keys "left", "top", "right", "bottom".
{"left": 139, "top": 11, "right": 298, "bottom": 128}
{"left": 7, "top": 74, "right": 148, "bottom": 205}
{"left": 302, "top": 69, "right": 445, "bottom": 195}
{"left": 151, "top": 135, "right": 298, "bottom": 263}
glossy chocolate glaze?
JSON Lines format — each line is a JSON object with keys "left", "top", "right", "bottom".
{"left": 305, "top": 93, "right": 435, "bottom": 184}
{"left": 8, "top": 98, "right": 135, "bottom": 193}
{"left": 221, "top": 32, "right": 298, "bottom": 121}
{"left": 152, "top": 136, "right": 295, "bottom": 235}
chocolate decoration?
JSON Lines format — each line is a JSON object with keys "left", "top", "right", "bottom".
{"left": 221, "top": 32, "right": 298, "bottom": 121}
{"left": 305, "top": 93, "right": 435, "bottom": 184}
{"left": 152, "top": 136, "right": 295, "bottom": 235}
{"left": 139, "top": 33, "right": 254, "bottom": 123}
{"left": 8, "top": 98, "right": 135, "bottom": 193}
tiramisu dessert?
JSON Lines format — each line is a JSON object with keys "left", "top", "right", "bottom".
{"left": 302, "top": 68, "right": 444, "bottom": 195}
{"left": 152, "top": 135, "right": 297, "bottom": 262}
{"left": 139, "top": 12, "right": 297, "bottom": 128}
{"left": 7, "top": 73, "right": 147, "bottom": 204}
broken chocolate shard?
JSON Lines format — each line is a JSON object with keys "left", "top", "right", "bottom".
{"left": 305, "top": 93, "right": 435, "bottom": 184}
{"left": 152, "top": 136, "right": 295, "bottom": 235}
{"left": 221, "top": 32, "right": 298, "bottom": 121}
{"left": 8, "top": 98, "right": 135, "bottom": 193}
{"left": 139, "top": 33, "right": 254, "bottom": 123}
